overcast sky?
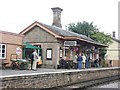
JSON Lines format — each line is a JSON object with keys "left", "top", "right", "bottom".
{"left": 0, "top": 0, "right": 119, "bottom": 38}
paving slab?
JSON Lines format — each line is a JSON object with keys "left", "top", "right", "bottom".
{"left": 0, "top": 67, "right": 119, "bottom": 77}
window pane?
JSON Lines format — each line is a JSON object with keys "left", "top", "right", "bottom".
{"left": 46, "top": 49, "right": 52, "bottom": 60}
{"left": 47, "top": 50, "right": 52, "bottom": 58}
{"left": 59, "top": 49, "right": 62, "bottom": 58}
{"left": 0, "top": 45, "right": 1, "bottom": 59}
{"left": 2, "top": 45, "right": 5, "bottom": 49}
{"left": 0, "top": 45, "right": 2, "bottom": 55}
{"left": 0, "top": 54, "right": 1, "bottom": 58}
{"left": 0, "top": 44, "right": 6, "bottom": 59}
{"left": 2, "top": 54, "right": 5, "bottom": 58}
{"left": 2, "top": 50, "right": 5, "bottom": 53}
{"left": 39, "top": 49, "right": 42, "bottom": 56}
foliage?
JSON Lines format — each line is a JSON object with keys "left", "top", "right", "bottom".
{"left": 91, "top": 31, "right": 112, "bottom": 45}
{"left": 100, "top": 48, "right": 107, "bottom": 60}
{"left": 66, "top": 21, "right": 112, "bottom": 45}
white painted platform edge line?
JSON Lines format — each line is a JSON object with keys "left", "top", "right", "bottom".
{"left": 0, "top": 67, "right": 119, "bottom": 78}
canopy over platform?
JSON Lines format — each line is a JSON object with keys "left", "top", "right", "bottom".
{"left": 23, "top": 42, "right": 42, "bottom": 49}
{"left": 22, "top": 42, "right": 42, "bottom": 59}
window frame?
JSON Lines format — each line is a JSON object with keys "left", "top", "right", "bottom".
{"left": 46, "top": 48, "right": 52, "bottom": 60}
{"left": 59, "top": 48, "right": 63, "bottom": 58}
{"left": 0, "top": 44, "right": 6, "bottom": 59}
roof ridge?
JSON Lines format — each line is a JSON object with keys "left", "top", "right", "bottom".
{"left": 37, "top": 21, "right": 89, "bottom": 37}
{"left": 112, "top": 37, "right": 120, "bottom": 42}
{"left": 0, "top": 30, "right": 24, "bottom": 37}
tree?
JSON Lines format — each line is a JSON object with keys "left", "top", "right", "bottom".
{"left": 66, "top": 21, "right": 112, "bottom": 45}
{"left": 90, "top": 31, "right": 112, "bottom": 45}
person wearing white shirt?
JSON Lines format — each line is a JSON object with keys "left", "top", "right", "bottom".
{"left": 32, "top": 49, "right": 39, "bottom": 70}
{"left": 82, "top": 53, "right": 86, "bottom": 69}
{"left": 73, "top": 54, "right": 78, "bottom": 69}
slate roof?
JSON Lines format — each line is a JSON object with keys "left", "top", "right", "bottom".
{"left": 0, "top": 30, "right": 23, "bottom": 37}
{"left": 39, "top": 22, "right": 107, "bottom": 47}
{"left": 20, "top": 21, "right": 108, "bottom": 47}
{"left": 112, "top": 37, "right": 120, "bottom": 43}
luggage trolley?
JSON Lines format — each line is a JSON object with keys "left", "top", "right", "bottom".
{"left": 10, "top": 54, "right": 29, "bottom": 70}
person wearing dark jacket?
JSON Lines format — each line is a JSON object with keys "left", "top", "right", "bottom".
{"left": 59, "top": 58, "right": 66, "bottom": 69}
{"left": 94, "top": 59, "right": 99, "bottom": 68}
{"left": 86, "top": 55, "right": 90, "bottom": 68}
{"left": 77, "top": 54, "right": 83, "bottom": 69}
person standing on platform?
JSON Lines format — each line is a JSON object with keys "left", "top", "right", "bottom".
{"left": 32, "top": 49, "right": 39, "bottom": 70}
{"left": 73, "top": 54, "right": 78, "bottom": 69}
{"left": 77, "top": 53, "right": 83, "bottom": 69}
{"left": 30, "top": 51, "right": 34, "bottom": 70}
{"left": 99, "top": 57, "right": 102, "bottom": 67}
{"left": 94, "top": 59, "right": 99, "bottom": 68}
{"left": 82, "top": 53, "right": 86, "bottom": 69}
{"left": 86, "top": 55, "right": 90, "bottom": 68}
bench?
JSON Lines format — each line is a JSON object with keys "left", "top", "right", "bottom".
{"left": 59, "top": 60, "right": 74, "bottom": 69}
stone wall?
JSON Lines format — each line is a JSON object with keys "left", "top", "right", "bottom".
{"left": 40, "top": 42, "right": 60, "bottom": 69}
{"left": 22, "top": 26, "right": 61, "bottom": 69}
{"left": 1, "top": 67, "right": 120, "bottom": 89}
{"left": 106, "top": 39, "right": 120, "bottom": 67}
{"left": 23, "top": 26, "right": 58, "bottom": 43}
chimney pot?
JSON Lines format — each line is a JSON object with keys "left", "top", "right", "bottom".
{"left": 112, "top": 31, "right": 116, "bottom": 38}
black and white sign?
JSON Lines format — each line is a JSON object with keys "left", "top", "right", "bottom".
{"left": 64, "top": 41, "right": 77, "bottom": 46}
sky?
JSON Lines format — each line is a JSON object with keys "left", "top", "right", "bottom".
{"left": 0, "top": 0, "right": 119, "bottom": 38}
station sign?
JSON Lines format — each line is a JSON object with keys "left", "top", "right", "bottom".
{"left": 64, "top": 41, "right": 77, "bottom": 46}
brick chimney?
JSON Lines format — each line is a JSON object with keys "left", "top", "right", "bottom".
{"left": 112, "top": 31, "right": 116, "bottom": 38}
{"left": 51, "top": 7, "right": 63, "bottom": 28}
